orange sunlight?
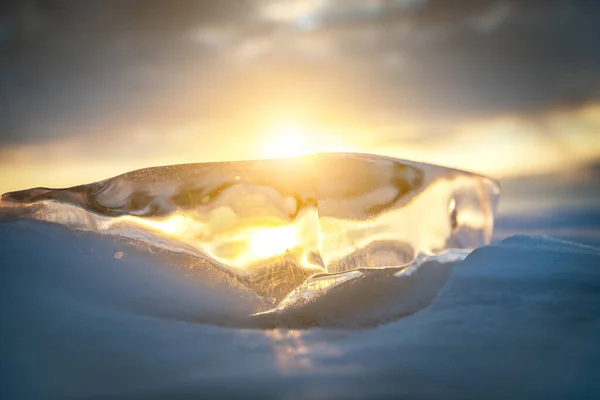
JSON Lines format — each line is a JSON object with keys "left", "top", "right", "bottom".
{"left": 0, "top": 104, "right": 599, "bottom": 195}
{"left": 261, "top": 120, "right": 356, "bottom": 159}
{"left": 263, "top": 121, "right": 310, "bottom": 158}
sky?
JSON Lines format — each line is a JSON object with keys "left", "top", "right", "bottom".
{"left": 0, "top": 0, "right": 599, "bottom": 192}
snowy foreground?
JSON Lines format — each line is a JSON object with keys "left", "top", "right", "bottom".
{"left": 1, "top": 220, "right": 599, "bottom": 399}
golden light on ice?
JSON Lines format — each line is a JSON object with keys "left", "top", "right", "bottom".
{"left": 120, "top": 213, "right": 299, "bottom": 265}
{"left": 124, "top": 214, "right": 194, "bottom": 236}
{"left": 249, "top": 225, "right": 298, "bottom": 259}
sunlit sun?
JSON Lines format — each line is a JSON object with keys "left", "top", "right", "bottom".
{"left": 263, "top": 121, "right": 313, "bottom": 158}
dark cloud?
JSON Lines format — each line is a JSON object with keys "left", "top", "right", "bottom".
{"left": 380, "top": 0, "right": 600, "bottom": 117}
{"left": 0, "top": 0, "right": 599, "bottom": 145}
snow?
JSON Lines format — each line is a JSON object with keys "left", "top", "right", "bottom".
{"left": 1, "top": 219, "right": 599, "bottom": 398}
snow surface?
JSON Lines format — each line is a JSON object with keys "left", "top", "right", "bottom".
{"left": 1, "top": 219, "right": 599, "bottom": 399}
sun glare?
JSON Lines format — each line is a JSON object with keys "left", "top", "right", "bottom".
{"left": 121, "top": 213, "right": 298, "bottom": 263}
{"left": 121, "top": 214, "right": 194, "bottom": 236}
{"left": 248, "top": 225, "right": 298, "bottom": 259}
{"left": 263, "top": 121, "right": 313, "bottom": 158}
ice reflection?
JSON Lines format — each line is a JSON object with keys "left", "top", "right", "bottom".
{"left": 263, "top": 329, "right": 361, "bottom": 375}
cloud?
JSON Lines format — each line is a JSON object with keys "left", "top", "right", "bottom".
{"left": 0, "top": 0, "right": 598, "bottom": 146}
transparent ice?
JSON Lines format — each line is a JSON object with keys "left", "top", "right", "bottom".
{"left": 0, "top": 153, "right": 499, "bottom": 322}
